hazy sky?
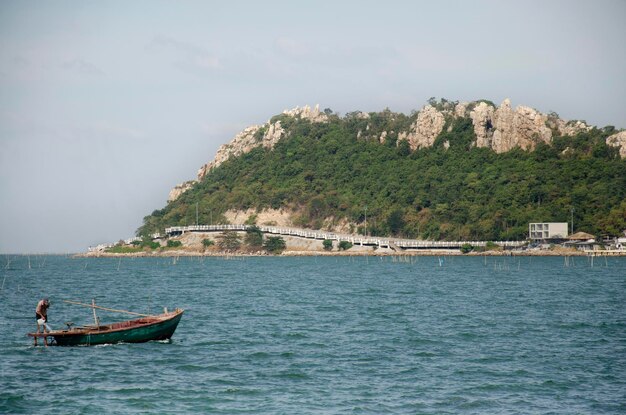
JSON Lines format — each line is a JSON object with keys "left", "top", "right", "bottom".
{"left": 1, "top": 0, "right": 625, "bottom": 253}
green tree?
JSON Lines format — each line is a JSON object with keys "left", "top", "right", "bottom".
{"left": 202, "top": 238, "right": 214, "bottom": 248}
{"left": 387, "top": 209, "right": 405, "bottom": 236}
{"left": 141, "top": 235, "right": 156, "bottom": 248}
{"left": 218, "top": 231, "right": 242, "bottom": 250}
{"left": 322, "top": 239, "right": 333, "bottom": 251}
{"left": 244, "top": 214, "right": 258, "bottom": 225}
{"left": 245, "top": 225, "right": 264, "bottom": 247}
{"left": 485, "top": 241, "right": 499, "bottom": 251}
{"left": 460, "top": 243, "right": 473, "bottom": 254}
{"left": 338, "top": 241, "right": 353, "bottom": 251}
{"left": 264, "top": 236, "right": 286, "bottom": 253}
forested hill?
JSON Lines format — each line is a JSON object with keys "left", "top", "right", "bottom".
{"left": 138, "top": 100, "right": 626, "bottom": 241}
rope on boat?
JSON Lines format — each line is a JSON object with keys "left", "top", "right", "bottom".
{"left": 63, "top": 300, "right": 153, "bottom": 317}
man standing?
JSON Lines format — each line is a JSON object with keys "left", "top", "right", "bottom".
{"left": 35, "top": 298, "right": 50, "bottom": 346}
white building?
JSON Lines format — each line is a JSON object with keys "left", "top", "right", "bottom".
{"left": 529, "top": 222, "right": 569, "bottom": 240}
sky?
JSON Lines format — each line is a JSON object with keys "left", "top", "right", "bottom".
{"left": 1, "top": 0, "right": 625, "bottom": 253}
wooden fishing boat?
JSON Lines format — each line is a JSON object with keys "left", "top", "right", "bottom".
{"left": 28, "top": 300, "right": 184, "bottom": 346}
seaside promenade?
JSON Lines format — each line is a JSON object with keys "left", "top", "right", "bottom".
{"left": 161, "top": 224, "right": 526, "bottom": 251}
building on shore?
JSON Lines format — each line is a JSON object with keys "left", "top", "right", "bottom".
{"left": 563, "top": 231, "right": 597, "bottom": 251}
{"left": 529, "top": 222, "right": 568, "bottom": 241}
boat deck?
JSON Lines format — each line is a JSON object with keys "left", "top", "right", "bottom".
{"left": 28, "top": 309, "right": 182, "bottom": 339}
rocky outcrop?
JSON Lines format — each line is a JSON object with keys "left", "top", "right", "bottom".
{"left": 263, "top": 121, "right": 285, "bottom": 149}
{"left": 469, "top": 99, "right": 591, "bottom": 153}
{"left": 196, "top": 125, "right": 262, "bottom": 179}
{"left": 282, "top": 104, "right": 329, "bottom": 123}
{"left": 554, "top": 119, "right": 591, "bottom": 136}
{"left": 606, "top": 131, "right": 626, "bottom": 158}
{"left": 470, "top": 102, "right": 496, "bottom": 148}
{"left": 168, "top": 181, "right": 195, "bottom": 203}
{"left": 170, "top": 105, "right": 328, "bottom": 202}
{"left": 194, "top": 106, "right": 327, "bottom": 182}
{"left": 454, "top": 102, "right": 468, "bottom": 118}
{"left": 471, "top": 99, "right": 551, "bottom": 152}
{"left": 492, "top": 100, "right": 552, "bottom": 152}
{"left": 169, "top": 98, "right": 612, "bottom": 202}
{"left": 196, "top": 120, "right": 288, "bottom": 180}
{"left": 397, "top": 105, "right": 446, "bottom": 150}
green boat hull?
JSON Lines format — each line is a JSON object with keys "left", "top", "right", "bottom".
{"left": 49, "top": 310, "right": 183, "bottom": 346}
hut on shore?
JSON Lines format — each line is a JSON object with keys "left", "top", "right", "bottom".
{"left": 564, "top": 232, "right": 597, "bottom": 250}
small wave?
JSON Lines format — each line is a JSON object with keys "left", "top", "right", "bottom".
{"left": 458, "top": 398, "right": 497, "bottom": 410}
{"left": 224, "top": 387, "right": 261, "bottom": 396}
{"left": 0, "top": 393, "right": 26, "bottom": 412}
{"left": 300, "top": 342, "right": 328, "bottom": 349}
{"left": 557, "top": 321, "right": 593, "bottom": 329}
{"left": 413, "top": 351, "right": 436, "bottom": 357}
{"left": 408, "top": 337, "right": 442, "bottom": 346}
{"left": 541, "top": 379, "right": 572, "bottom": 390}
{"left": 176, "top": 364, "right": 205, "bottom": 372}
{"left": 457, "top": 331, "right": 481, "bottom": 339}
{"left": 274, "top": 370, "right": 310, "bottom": 380}
{"left": 470, "top": 382, "right": 505, "bottom": 392}
{"left": 285, "top": 332, "right": 308, "bottom": 339}
{"left": 247, "top": 351, "right": 270, "bottom": 359}
{"left": 110, "top": 387, "right": 148, "bottom": 396}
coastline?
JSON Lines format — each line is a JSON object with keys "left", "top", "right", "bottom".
{"left": 75, "top": 248, "right": 599, "bottom": 258}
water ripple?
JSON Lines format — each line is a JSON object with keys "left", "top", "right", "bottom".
{"left": 1, "top": 255, "right": 625, "bottom": 413}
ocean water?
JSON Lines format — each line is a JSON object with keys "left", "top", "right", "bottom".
{"left": 0, "top": 255, "right": 624, "bottom": 414}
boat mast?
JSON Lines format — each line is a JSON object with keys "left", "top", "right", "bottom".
{"left": 92, "top": 298, "right": 99, "bottom": 328}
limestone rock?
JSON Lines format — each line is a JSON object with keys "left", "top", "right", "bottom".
{"left": 492, "top": 101, "right": 552, "bottom": 153}
{"left": 555, "top": 119, "right": 592, "bottom": 136}
{"left": 168, "top": 181, "right": 195, "bottom": 203}
{"left": 282, "top": 104, "right": 329, "bottom": 123}
{"left": 167, "top": 98, "right": 614, "bottom": 203}
{"left": 454, "top": 102, "right": 468, "bottom": 118}
{"left": 398, "top": 105, "right": 446, "bottom": 150}
{"left": 607, "top": 131, "right": 626, "bottom": 158}
{"left": 197, "top": 125, "right": 263, "bottom": 179}
{"left": 470, "top": 102, "right": 496, "bottom": 148}
{"left": 379, "top": 131, "right": 387, "bottom": 144}
{"left": 471, "top": 99, "right": 552, "bottom": 153}
{"left": 262, "top": 120, "right": 285, "bottom": 149}
{"left": 169, "top": 104, "right": 327, "bottom": 201}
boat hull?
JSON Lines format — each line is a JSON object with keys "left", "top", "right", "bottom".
{"left": 39, "top": 309, "right": 183, "bottom": 346}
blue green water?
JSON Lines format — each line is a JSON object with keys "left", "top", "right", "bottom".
{"left": 0, "top": 255, "right": 624, "bottom": 414}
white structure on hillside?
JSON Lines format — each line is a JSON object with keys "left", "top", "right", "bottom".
{"left": 529, "top": 222, "right": 569, "bottom": 240}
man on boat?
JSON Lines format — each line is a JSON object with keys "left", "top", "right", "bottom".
{"left": 35, "top": 298, "right": 50, "bottom": 346}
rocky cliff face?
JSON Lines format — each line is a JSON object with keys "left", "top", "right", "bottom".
{"left": 195, "top": 105, "right": 323, "bottom": 180}
{"left": 607, "top": 131, "right": 626, "bottom": 158}
{"left": 168, "top": 105, "right": 328, "bottom": 202}
{"left": 168, "top": 181, "right": 195, "bottom": 203}
{"left": 393, "top": 98, "right": 591, "bottom": 154}
{"left": 397, "top": 105, "right": 446, "bottom": 150}
{"left": 167, "top": 99, "right": 619, "bottom": 202}
{"left": 470, "top": 99, "right": 555, "bottom": 152}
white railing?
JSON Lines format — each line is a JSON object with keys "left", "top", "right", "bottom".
{"left": 164, "top": 224, "right": 526, "bottom": 249}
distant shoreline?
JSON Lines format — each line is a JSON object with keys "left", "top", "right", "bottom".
{"left": 75, "top": 249, "right": 604, "bottom": 258}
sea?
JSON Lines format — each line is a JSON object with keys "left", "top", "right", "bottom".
{"left": 0, "top": 254, "right": 624, "bottom": 414}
